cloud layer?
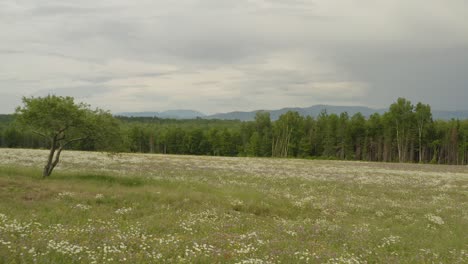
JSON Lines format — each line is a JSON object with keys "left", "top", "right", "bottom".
{"left": 1, "top": 0, "right": 467, "bottom": 114}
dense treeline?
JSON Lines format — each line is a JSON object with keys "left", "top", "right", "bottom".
{"left": 1, "top": 98, "right": 467, "bottom": 164}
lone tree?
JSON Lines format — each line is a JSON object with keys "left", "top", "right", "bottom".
{"left": 15, "top": 95, "right": 121, "bottom": 177}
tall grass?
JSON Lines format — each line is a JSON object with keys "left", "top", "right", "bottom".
{"left": 0, "top": 149, "right": 467, "bottom": 263}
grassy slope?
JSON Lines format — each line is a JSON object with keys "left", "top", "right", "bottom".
{"left": 0, "top": 149, "right": 467, "bottom": 263}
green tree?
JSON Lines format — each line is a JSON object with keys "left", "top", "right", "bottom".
{"left": 323, "top": 114, "right": 338, "bottom": 158}
{"left": 349, "top": 112, "right": 366, "bottom": 160}
{"left": 414, "top": 103, "right": 432, "bottom": 163}
{"left": 366, "top": 113, "right": 384, "bottom": 161}
{"left": 299, "top": 116, "right": 316, "bottom": 157}
{"left": 248, "top": 132, "right": 261, "bottom": 156}
{"left": 254, "top": 112, "right": 272, "bottom": 157}
{"left": 2, "top": 126, "right": 22, "bottom": 148}
{"left": 313, "top": 110, "right": 328, "bottom": 156}
{"left": 272, "top": 111, "right": 303, "bottom": 157}
{"left": 185, "top": 129, "right": 204, "bottom": 155}
{"left": 336, "top": 112, "right": 352, "bottom": 159}
{"left": 388, "top": 98, "right": 414, "bottom": 162}
{"left": 15, "top": 95, "right": 121, "bottom": 177}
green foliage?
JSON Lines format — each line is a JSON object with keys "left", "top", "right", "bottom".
{"left": 15, "top": 96, "right": 119, "bottom": 147}
{"left": 387, "top": 98, "right": 415, "bottom": 162}
{"left": 272, "top": 111, "right": 304, "bottom": 157}
{"left": 16, "top": 96, "right": 85, "bottom": 137}
{"left": 14, "top": 95, "right": 121, "bottom": 176}
{"left": 2, "top": 97, "right": 468, "bottom": 165}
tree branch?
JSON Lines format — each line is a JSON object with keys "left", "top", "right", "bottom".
{"left": 58, "top": 125, "right": 69, "bottom": 134}
{"left": 33, "top": 131, "right": 48, "bottom": 139}
{"left": 56, "top": 134, "right": 66, "bottom": 142}
{"left": 62, "top": 137, "right": 88, "bottom": 148}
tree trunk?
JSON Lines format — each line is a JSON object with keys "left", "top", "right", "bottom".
{"left": 42, "top": 137, "right": 84, "bottom": 177}
{"left": 149, "top": 134, "right": 154, "bottom": 153}
{"left": 396, "top": 125, "right": 402, "bottom": 162}
{"left": 418, "top": 127, "right": 423, "bottom": 163}
{"left": 43, "top": 146, "right": 64, "bottom": 178}
{"left": 410, "top": 140, "right": 415, "bottom": 163}
{"left": 43, "top": 138, "right": 57, "bottom": 178}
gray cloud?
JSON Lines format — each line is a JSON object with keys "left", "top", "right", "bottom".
{"left": 0, "top": 0, "right": 467, "bottom": 114}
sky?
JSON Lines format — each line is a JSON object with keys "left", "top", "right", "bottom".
{"left": 1, "top": 0, "right": 467, "bottom": 114}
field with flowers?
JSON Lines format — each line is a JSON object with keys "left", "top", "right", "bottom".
{"left": 0, "top": 148, "right": 467, "bottom": 263}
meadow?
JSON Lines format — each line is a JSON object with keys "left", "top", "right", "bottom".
{"left": 0, "top": 148, "right": 466, "bottom": 263}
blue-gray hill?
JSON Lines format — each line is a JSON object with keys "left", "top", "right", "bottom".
{"left": 117, "top": 106, "right": 468, "bottom": 121}
{"left": 117, "top": 110, "right": 206, "bottom": 119}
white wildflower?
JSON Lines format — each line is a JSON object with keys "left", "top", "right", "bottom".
{"left": 115, "top": 207, "right": 133, "bottom": 215}
{"left": 58, "top": 192, "right": 75, "bottom": 198}
{"left": 425, "top": 214, "right": 445, "bottom": 225}
{"left": 74, "top": 204, "right": 91, "bottom": 211}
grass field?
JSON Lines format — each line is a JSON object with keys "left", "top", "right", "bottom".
{"left": 0, "top": 148, "right": 467, "bottom": 263}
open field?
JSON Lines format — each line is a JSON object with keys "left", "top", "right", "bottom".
{"left": 0, "top": 148, "right": 467, "bottom": 263}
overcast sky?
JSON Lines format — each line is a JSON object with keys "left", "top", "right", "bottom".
{"left": 1, "top": 0, "right": 467, "bottom": 114}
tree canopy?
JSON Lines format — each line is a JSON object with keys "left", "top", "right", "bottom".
{"left": 15, "top": 95, "right": 121, "bottom": 177}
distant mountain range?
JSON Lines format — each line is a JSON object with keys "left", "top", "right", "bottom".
{"left": 117, "top": 110, "right": 206, "bottom": 119}
{"left": 117, "top": 105, "right": 468, "bottom": 121}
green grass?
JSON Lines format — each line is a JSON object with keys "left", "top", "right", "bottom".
{"left": 0, "top": 150, "right": 467, "bottom": 263}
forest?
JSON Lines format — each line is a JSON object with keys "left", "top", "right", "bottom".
{"left": 1, "top": 98, "right": 467, "bottom": 165}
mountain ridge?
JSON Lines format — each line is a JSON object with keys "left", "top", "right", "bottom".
{"left": 118, "top": 105, "right": 468, "bottom": 121}
{"left": 117, "top": 110, "right": 206, "bottom": 119}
